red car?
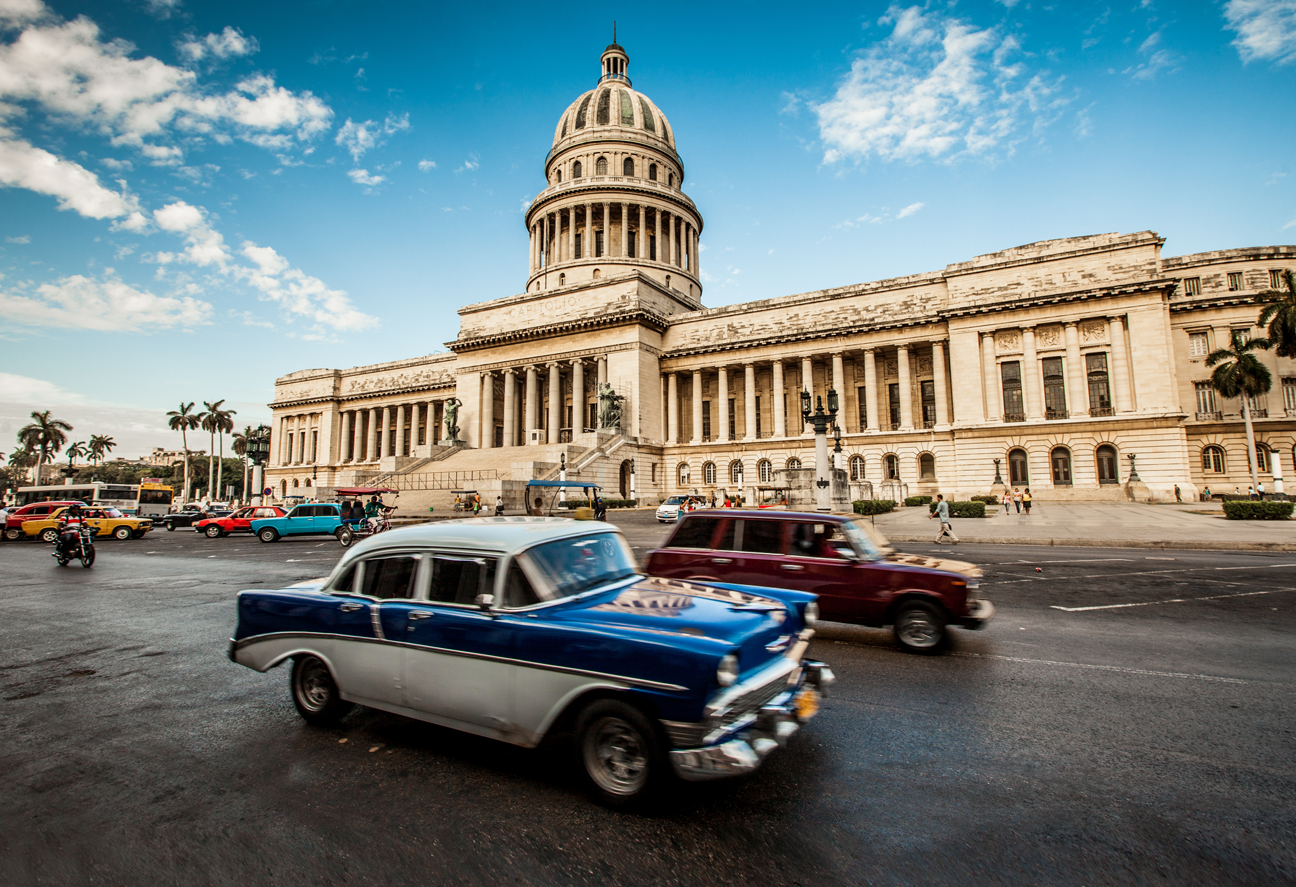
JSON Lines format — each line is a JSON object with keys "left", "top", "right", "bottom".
{"left": 645, "top": 509, "right": 994, "bottom": 654}
{"left": 193, "top": 505, "right": 286, "bottom": 538}
{"left": 4, "top": 501, "right": 85, "bottom": 541}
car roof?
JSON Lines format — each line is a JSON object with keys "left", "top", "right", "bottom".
{"left": 345, "top": 516, "right": 618, "bottom": 557}
{"left": 678, "top": 508, "right": 858, "bottom": 520}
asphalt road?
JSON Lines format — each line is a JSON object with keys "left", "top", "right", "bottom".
{"left": 1, "top": 513, "right": 1293, "bottom": 886}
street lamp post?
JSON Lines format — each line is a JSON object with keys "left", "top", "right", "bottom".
{"left": 801, "top": 388, "right": 839, "bottom": 512}
{"left": 559, "top": 452, "right": 567, "bottom": 504}
{"left": 247, "top": 436, "right": 270, "bottom": 505}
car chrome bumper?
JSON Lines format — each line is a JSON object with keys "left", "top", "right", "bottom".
{"left": 669, "top": 659, "right": 834, "bottom": 782}
{"left": 960, "top": 598, "right": 995, "bottom": 629}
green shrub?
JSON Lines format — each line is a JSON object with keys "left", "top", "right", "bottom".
{"left": 949, "top": 501, "right": 987, "bottom": 518}
{"left": 1222, "top": 500, "right": 1294, "bottom": 520}
{"left": 970, "top": 494, "right": 1000, "bottom": 505}
{"left": 904, "top": 495, "right": 933, "bottom": 507}
{"left": 560, "top": 498, "right": 637, "bottom": 509}
{"left": 853, "top": 499, "right": 896, "bottom": 515}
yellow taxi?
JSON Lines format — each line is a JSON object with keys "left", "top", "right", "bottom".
{"left": 23, "top": 506, "right": 154, "bottom": 542}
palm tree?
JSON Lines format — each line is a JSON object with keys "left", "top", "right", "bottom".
{"left": 8, "top": 447, "right": 37, "bottom": 482}
{"left": 1256, "top": 269, "right": 1296, "bottom": 358}
{"left": 17, "top": 410, "right": 73, "bottom": 483}
{"left": 87, "top": 434, "right": 116, "bottom": 465}
{"left": 199, "top": 400, "right": 236, "bottom": 501}
{"left": 1207, "top": 330, "right": 1273, "bottom": 492}
{"left": 166, "top": 402, "right": 200, "bottom": 502}
{"left": 65, "top": 440, "right": 88, "bottom": 469}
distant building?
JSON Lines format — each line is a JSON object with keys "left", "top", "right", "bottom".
{"left": 143, "top": 447, "right": 202, "bottom": 467}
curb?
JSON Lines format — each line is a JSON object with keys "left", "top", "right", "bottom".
{"left": 885, "top": 535, "right": 1296, "bottom": 552}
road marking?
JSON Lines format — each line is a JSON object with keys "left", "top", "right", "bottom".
{"left": 1145, "top": 556, "right": 1176, "bottom": 560}
{"left": 1010, "top": 558, "right": 1136, "bottom": 564}
{"left": 951, "top": 651, "right": 1247, "bottom": 684}
{"left": 997, "top": 563, "right": 1296, "bottom": 584}
{"left": 1050, "top": 588, "right": 1294, "bottom": 612}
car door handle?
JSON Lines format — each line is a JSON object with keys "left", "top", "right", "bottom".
{"left": 710, "top": 557, "right": 733, "bottom": 565}
{"left": 408, "top": 610, "right": 434, "bottom": 621}
{"left": 339, "top": 602, "right": 364, "bottom": 612}
{"left": 780, "top": 564, "right": 805, "bottom": 572}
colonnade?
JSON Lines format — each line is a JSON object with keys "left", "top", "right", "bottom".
{"left": 477, "top": 356, "right": 610, "bottom": 448}
{"left": 528, "top": 201, "right": 698, "bottom": 277}
{"left": 277, "top": 413, "right": 319, "bottom": 466}
{"left": 329, "top": 397, "right": 453, "bottom": 464}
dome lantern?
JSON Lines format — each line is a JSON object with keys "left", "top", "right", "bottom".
{"left": 600, "top": 25, "right": 630, "bottom": 87}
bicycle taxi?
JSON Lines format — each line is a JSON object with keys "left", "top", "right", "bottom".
{"left": 334, "top": 486, "right": 399, "bottom": 547}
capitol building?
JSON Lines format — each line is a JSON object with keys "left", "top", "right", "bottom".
{"left": 266, "top": 41, "right": 1296, "bottom": 509}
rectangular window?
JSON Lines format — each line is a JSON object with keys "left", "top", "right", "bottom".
{"left": 920, "top": 380, "right": 936, "bottom": 427}
{"left": 1000, "top": 361, "right": 1024, "bottom": 421}
{"left": 888, "top": 382, "right": 901, "bottom": 429}
{"left": 857, "top": 386, "right": 868, "bottom": 431}
{"left": 1184, "top": 276, "right": 1201, "bottom": 296}
{"left": 628, "top": 230, "right": 636, "bottom": 259}
{"left": 418, "top": 411, "right": 426, "bottom": 446}
{"left": 1042, "top": 357, "right": 1067, "bottom": 419}
{"left": 1195, "top": 382, "right": 1218, "bottom": 418}
{"left": 1188, "top": 332, "right": 1210, "bottom": 357}
{"left": 649, "top": 233, "right": 656, "bottom": 261}
{"left": 311, "top": 430, "right": 319, "bottom": 461}
{"left": 360, "top": 555, "right": 420, "bottom": 600}
{"left": 1233, "top": 327, "right": 1251, "bottom": 344}
{"left": 429, "top": 556, "right": 496, "bottom": 606}
{"left": 702, "top": 401, "right": 711, "bottom": 440}
{"left": 739, "top": 519, "right": 784, "bottom": 554}
{"left": 1086, "top": 353, "right": 1112, "bottom": 415}
{"left": 1283, "top": 377, "right": 1296, "bottom": 415}
{"left": 1246, "top": 392, "right": 1269, "bottom": 417}
{"left": 1228, "top": 272, "right": 1244, "bottom": 291}
{"left": 595, "top": 229, "right": 604, "bottom": 258}
{"left": 727, "top": 398, "right": 736, "bottom": 439}
{"left": 574, "top": 232, "right": 582, "bottom": 259}
{"left": 1272, "top": 270, "right": 1285, "bottom": 289}
{"left": 588, "top": 402, "right": 598, "bottom": 431}
{"left": 755, "top": 396, "right": 762, "bottom": 436}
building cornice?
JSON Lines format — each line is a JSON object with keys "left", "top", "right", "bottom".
{"left": 1162, "top": 245, "right": 1296, "bottom": 271}
{"left": 937, "top": 279, "right": 1178, "bottom": 319}
{"left": 525, "top": 177, "right": 701, "bottom": 230}
{"left": 450, "top": 306, "right": 670, "bottom": 352}
{"left": 1169, "top": 295, "right": 1258, "bottom": 313}
{"left": 942, "top": 232, "right": 1165, "bottom": 278}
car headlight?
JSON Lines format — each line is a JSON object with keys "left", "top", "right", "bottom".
{"left": 803, "top": 601, "right": 819, "bottom": 627}
{"left": 717, "top": 653, "right": 739, "bottom": 687}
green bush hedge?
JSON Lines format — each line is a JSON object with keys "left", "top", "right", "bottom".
{"left": 926, "top": 500, "right": 989, "bottom": 518}
{"left": 969, "top": 494, "right": 1001, "bottom": 505}
{"left": 1222, "top": 500, "right": 1294, "bottom": 520}
{"left": 560, "top": 498, "right": 637, "bottom": 509}
{"left": 853, "top": 499, "right": 896, "bottom": 515}
{"left": 904, "top": 495, "right": 933, "bottom": 507}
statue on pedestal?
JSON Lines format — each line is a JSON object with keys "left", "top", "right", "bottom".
{"left": 444, "top": 397, "right": 462, "bottom": 444}
{"left": 597, "top": 383, "right": 623, "bottom": 431}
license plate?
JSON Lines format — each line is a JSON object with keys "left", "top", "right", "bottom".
{"left": 794, "top": 687, "right": 820, "bottom": 720}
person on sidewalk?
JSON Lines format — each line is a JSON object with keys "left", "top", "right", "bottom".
{"left": 1012, "top": 487, "right": 1023, "bottom": 513}
{"left": 1258, "top": 481, "right": 1266, "bottom": 499}
{"left": 930, "top": 495, "right": 959, "bottom": 544}
{"left": 1175, "top": 484, "right": 1182, "bottom": 503}
{"left": 1023, "top": 488, "right": 1032, "bottom": 514}
{"left": 1248, "top": 485, "right": 1256, "bottom": 500}
{"left": 1002, "top": 490, "right": 1012, "bottom": 514}
{"left": 494, "top": 495, "right": 504, "bottom": 516}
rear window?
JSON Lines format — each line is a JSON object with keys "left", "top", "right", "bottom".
{"left": 740, "top": 519, "right": 784, "bottom": 554}
{"left": 668, "top": 517, "right": 721, "bottom": 549}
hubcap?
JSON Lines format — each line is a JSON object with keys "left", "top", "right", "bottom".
{"left": 586, "top": 716, "right": 648, "bottom": 796}
{"left": 897, "top": 609, "right": 940, "bottom": 648}
{"left": 295, "top": 659, "right": 332, "bottom": 712}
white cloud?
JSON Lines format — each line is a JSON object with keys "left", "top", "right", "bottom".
{"left": 0, "top": 133, "right": 142, "bottom": 219}
{"left": 0, "top": 372, "right": 85, "bottom": 403}
{"left": 236, "top": 241, "right": 377, "bottom": 333}
{"left": 334, "top": 113, "right": 410, "bottom": 161}
{"left": 6, "top": 234, "right": 30, "bottom": 243}
{"left": 0, "top": 273, "right": 212, "bottom": 330}
{"left": 455, "top": 154, "right": 479, "bottom": 173}
{"left": 418, "top": 158, "right": 436, "bottom": 171}
{"left": 347, "top": 168, "right": 385, "bottom": 186}
{"left": 178, "top": 27, "right": 259, "bottom": 64}
{"left": 0, "top": 0, "right": 49, "bottom": 27}
{"left": 897, "top": 201, "right": 924, "bottom": 218}
{"left": 814, "top": 4, "right": 1069, "bottom": 163}
{"left": 142, "top": 0, "right": 182, "bottom": 19}
{"left": 1225, "top": 0, "right": 1296, "bottom": 64}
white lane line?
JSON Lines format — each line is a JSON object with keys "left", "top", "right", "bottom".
{"left": 951, "top": 651, "right": 1247, "bottom": 684}
{"left": 997, "top": 563, "right": 1296, "bottom": 584}
{"left": 1050, "top": 588, "right": 1294, "bottom": 612}
{"left": 1009, "top": 558, "right": 1136, "bottom": 564}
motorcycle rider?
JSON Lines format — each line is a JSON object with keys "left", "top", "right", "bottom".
{"left": 56, "top": 504, "right": 87, "bottom": 558}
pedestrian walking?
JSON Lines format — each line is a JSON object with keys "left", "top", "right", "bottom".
{"left": 1203, "top": 485, "right": 1212, "bottom": 501}
{"left": 929, "top": 494, "right": 959, "bottom": 544}
{"left": 1175, "top": 484, "right": 1182, "bottom": 502}
{"left": 1002, "top": 490, "right": 1011, "bottom": 514}
{"left": 1248, "top": 484, "right": 1256, "bottom": 500}
{"left": 1258, "top": 481, "right": 1266, "bottom": 499}
{"left": 1023, "top": 488, "right": 1032, "bottom": 514}
{"left": 1012, "top": 487, "right": 1023, "bottom": 513}
{"left": 494, "top": 495, "right": 504, "bottom": 516}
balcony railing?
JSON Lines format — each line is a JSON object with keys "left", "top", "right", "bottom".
{"left": 757, "top": 430, "right": 775, "bottom": 438}
{"left": 921, "top": 418, "right": 936, "bottom": 429}
{"left": 1090, "top": 407, "right": 1115, "bottom": 417}
{"left": 1195, "top": 411, "right": 1223, "bottom": 421}
{"left": 1250, "top": 408, "right": 1269, "bottom": 419}
{"left": 1045, "top": 408, "right": 1069, "bottom": 420}
{"left": 1003, "top": 413, "right": 1026, "bottom": 423}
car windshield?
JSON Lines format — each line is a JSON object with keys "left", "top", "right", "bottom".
{"left": 840, "top": 517, "right": 893, "bottom": 560}
{"left": 100, "top": 508, "right": 123, "bottom": 518}
{"left": 524, "top": 533, "right": 641, "bottom": 599}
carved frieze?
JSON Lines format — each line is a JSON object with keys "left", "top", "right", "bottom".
{"left": 884, "top": 359, "right": 898, "bottom": 377}
{"left": 345, "top": 368, "right": 446, "bottom": 394}
{"left": 917, "top": 356, "right": 933, "bottom": 374}
{"left": 996, "top": 331, "right": 1021, "bottom": 353}
{"left": 1037, "top": 326, "right": 1064, "bottom": 349}
{"left": 1080, "top": 321, "right": 1108, "bottom": 343}
{"left": 854, "top": 363, "right": 868, "bottom": 380}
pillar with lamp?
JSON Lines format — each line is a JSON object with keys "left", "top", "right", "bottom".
{"left": 247, "top": 432, "right": 272, "bottom": 505}
{"left": 800, "top": 387, "right": 839, "bottom": 512}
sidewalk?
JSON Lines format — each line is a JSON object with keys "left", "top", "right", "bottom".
{"left": 872, "top": 500, "right": 1296, "bottom": 551}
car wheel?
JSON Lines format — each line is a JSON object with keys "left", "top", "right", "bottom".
{"left": 131, "top": 530, "right": 146, "bottom": 539}
{"left": 290, "top": 655, "right": 353, "bottom": 726}
{"left": 113, "top": 525, "right": 132, "bottom": 541}
{"left": 4, "top": 527, "right": 23, "bottom": 541}
{"left": 894, "top": 601, "right": 947, "bottom": 654}
{"left": 165, "top": 522, "right": 175, "bottom": 532}
{"left": 258, "top": 527, "right": 279, "bottom": 543}
{"left": 335, "top": 526, "right": 353, "bottom": 547}
{"left": 204, "top": 524, "right": 223, "bottom": 538}
{"left": 40, "top": 528, "right": 59, "bottom": 543}
{"left": 577, "top": 699, "right": 665, "bottom": 809}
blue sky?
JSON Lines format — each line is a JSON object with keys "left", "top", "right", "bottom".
{"left": 1, "top": 0, "right": 1294, "bottom": 459}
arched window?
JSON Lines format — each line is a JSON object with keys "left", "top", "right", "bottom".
{"left": 558, "top": 273, "right": 565, "bottom": 286}
{"left": 919, "top": 453, "right": 935, "bottom": 480}
{"left": 787, "top": 457, "right": 802, "bottom": 470}
{"left": 304, "top": 478, "right": 312, "bottom": 487}
{"left": 573, "top": 160, "right": 582, "bottom": 177}
{"left": 757, "top": 459, "right": 773, "bottom": 483}
{"left": 1009, "top": 448, "right": 1029, "bottom": 485}
{"left": 292, "top": 478, "right": 299, "bottom": 488}
{"left": 595, "top": 156, "right": 608, "bottom": 175}
{"left": 884, "top": 454, "right": 899, "bottom": 480}
{"left": 665, "top": 274, "right": 671, "bottom": 288}
{"left": 1256, "top": 444, "right": 1271, "bottom": 473}
{"left": 595, "top": 89, "right": 611, "bottom": 126}
{"left": 677, "top": 463, "right": 690, "bottom": 487}
{"left": 702, "top": 462, "right": 716, "bottom": 485}
{"left": 648, "top": 163, "right": 657, "bottom": 181}
{"left": 592, "top": 269, "right": 601, "bottom": 279}
{"left": 1050, "top": 446, "right": 1073, "bottom": 485}
{"left": 280, "top": 480, "right": 287, "bottom": 497}
{"left": 668, "top": 172, "right": 674, "bottom": 187}
{"left": 623, "top": 157, "right": 634, "bottom": 176}
{"left": 849, "top": 454, "right": 866, "bottom": 481}
{"left": 1202, "top": 446, "right": 1226, "bottom": 473}
{"left": 555, "top": 169, "right": 562, "bottom": 183}
{"left": 1096, "top": 444, "right": 1119, "bottom": 484}
{"left": 729, "top": 460, "right": 744, "bottom": 484}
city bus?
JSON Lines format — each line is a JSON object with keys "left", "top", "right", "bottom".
{"left": 135, "top": 480, "right": 174, "bottom": 517}
{"left": 15, "top": 482, "right": 138, "bottom": 510}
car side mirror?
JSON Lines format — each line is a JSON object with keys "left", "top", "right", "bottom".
{"left": 474, "top": 593, "right": 495, "bottom": 612}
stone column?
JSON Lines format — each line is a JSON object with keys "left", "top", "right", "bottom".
{"left": 427, "top": 400, "right": 438, "bottom": 446}
{"left": 801, "top": 357, "right": 814, "bottom": 434}
{"left": 897, "top": 346, "right": 913, "bottom": 430}
{"left": 637, "top": 205, "right": 645, "bottom": 259}
{"left": 667, "top": 373, "right": 679, "bottom": 444}
{"left": 597, "top": 356, "right": 608, "bottom": 389}
{"left": 378, "top": 406, "right": 390, "bottom": 457}
{"left": 395, "top": 404, "right": 406, "bottom": 457}
{"left": 547, "top": 362, "right": 561, "bottom": 443}
{"left": 933, "top": 341, "right": 950, "bottom": 427}
{"left": 1064, "top": 322, "right": 1087, "bottom": 418}
{"left": 744, "top": 362, "right": 757, "bottom": 440}
{"left": 502, "top": 369, "right": 516, "bottom": 446}
{"left": 691, "top": 370, "right": 703, "bottom": 443}
{"left": 654, "top": 208, "right": 662, "bottom": 263}
{"left": 864, "top": 348, "right": 879, "bottom": 431}
{"left": 525, "top": 365, "right": 539, "bottom": 444}
{"left": 584, "top": 202, "right": 593, "bottom": 259}
{"left": 528, "top": 224, "right": 535, "bottom": 273}
{"left": 571, "top": 359, "right": 584, "bottom": 434}
{"left": 772, "top": 360, "right": 786, "bottom": 437}
{"left": 669, "top": 214, "right": 677, "bottom": 266}
{"left": 621, "top": 202, "right": 629, "bottom": 256}
{"left": 602, "top": 202, "right": 611, "bottom": 257}
{"left": 480, "top": 373, "right": 494, "bottom": 449}
{"left": 1022, "top": 327, "right": 1042, "bottom": 420}
{"left": 567, "top": 207, "right": 575, "bottom": 264}
{"left": 339, "top": 411, "right": 352, "bottom": 461}
{"left": 831, "top": 353, "right": 845, "bottom": 402}
{"left": 982, "top": 332, "right": 1001, "bottom": 422}
{"left": 717, "top": 366, "right": 730, "bottom": 442}
{"left": 351, "top": 409, "right": 364, "bottom": 461}
{"left": 1109, "top": 315, "right": 1133, "bottom": 413}
{"left": 692, "top": 227, "right": 700, "bottom": 277}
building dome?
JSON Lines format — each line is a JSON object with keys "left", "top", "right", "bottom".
{"left": 551, "top": 85, "right": 676, "bottom": 153}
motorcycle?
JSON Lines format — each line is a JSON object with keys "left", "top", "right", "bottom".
{"left": 53, "top": 519, "right": 96, "bottom": 568}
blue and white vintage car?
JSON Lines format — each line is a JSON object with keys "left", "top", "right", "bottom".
{"left": 229, "top": 517, "right": 833, "bottom": 806}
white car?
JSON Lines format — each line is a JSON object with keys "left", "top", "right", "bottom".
{"left": 655, "top": 496, "right": 689, "bottom": 522}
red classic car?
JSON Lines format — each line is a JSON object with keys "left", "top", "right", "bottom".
{"left": 645, "top": 509, "right": 994, "bottom": 653}
{"left": 4, "top": 501, "right": 85, "bottom": 541}
{"left": 194, "top": 505, "right": 286, "bottom": 538}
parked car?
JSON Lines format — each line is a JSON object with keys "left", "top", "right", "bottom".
{"left": 250, "top": 503, "right": 345, "bottom": 543}
{"left": 655, "top": 495, "right": 691, "bottom": 523}
{"left": 229, "top": 517, "right": 833, "bottom": 807}
{"left": 195, "top": 505, "right": 287, "bottom": 538}
{"left": 3, "top": 500, "right": 84, "bottom": 541}
{"left": 22, "top": 506, "right": 153, "bottom": 542}
{"left": 645, "top": 509, "right": 994, "bottom": 654}
{"left": 160, "top": 505, "right": 209, "bottom": 531}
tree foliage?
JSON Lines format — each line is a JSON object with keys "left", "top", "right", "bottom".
{"left": 1256, "top": 268, "right": 1296, "bottom": 358}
